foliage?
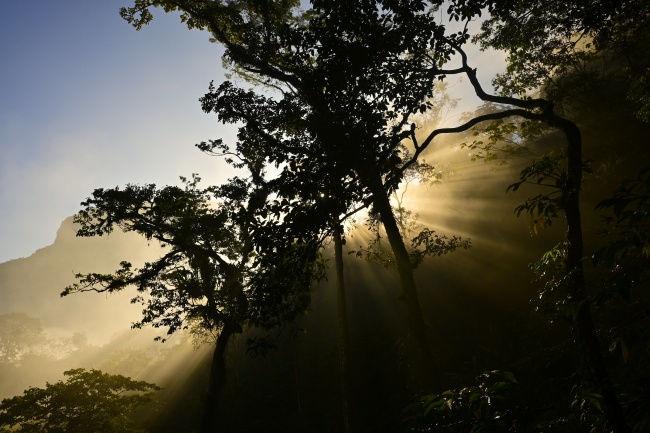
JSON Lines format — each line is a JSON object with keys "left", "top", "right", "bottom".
{"left": 506, "top": 152, "right": 567, "bottom": 233}
{"left": 0, "top": 313, "right": 45, "bottom": 366}
{"left": 588, "top": 168, "right": 650, "bottom": 432}
{"left": 594, "top": 167, "right": 650, "bottom": 266}
{"left": 459, "top": 105, "right": 546, "bottom": 164}
{"left": 593, "top": 165, "right": 650, "bottom": 287}
{"left": 403, "top": 370, "right": 517, "bottom": 432}
{"left": 530, "top": 243, "right": 586, "bottom": 322}
{"left": 352, "top": 208, "right": 470, "bottom": 270}
{"left": 120, "top": 0, "right": 465, "bottom": 241}
{"left": 528, "top": 168, "right": 650, "bottom": 431}
{"left": 62, "top": 175, "right": 325, "bottom": 347}
{"left": 504, "top": 152, "right": 595, "bottom": 235}
{"left": 449, "top": 0, "right": 650, "bottom": 121}
{"left": 628, "top": 68, "right": 650, "bottom": 122}
{"left": 0, "top": 368, "right": 159, "bottom": 433}
{"left": 351, "top": 148, "right": 470, "bottom": 268}
{"left": 453, "top": 1, "right": 646, "bottom": 91}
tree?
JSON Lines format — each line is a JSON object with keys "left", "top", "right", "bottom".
{"left": 467, "top": 0, "right": 650, "bottom": 120}
{"left": 0, "top": 313, "right": 45, "bottom": 366}
{"left": 352, "top": 150, "right": 470, "bottom": 270}
{"left": 62, "top": 175, "right": 325, "bottom": 433}
{"left": 398, "top": 1, "right": 647, "bottom": 431}
{"left": 594, "top": 167, "right": 650, "bottom": 278}
{"left": 113, "top": 1, "right": 643, "bottom": 430}
{"left": 121, "top": 0, "right": 476, "bottom": 390}
{"left": 331, "top": 222, "right": 353, "bottom": 433}
{"left": 589, "top": 167, "right": 650, "bottom": 432}
{"left": 0, "top": 368, "right": 159, "bottom": 433}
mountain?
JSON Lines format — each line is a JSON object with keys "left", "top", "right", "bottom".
{"left": 0, "top": 216, "right": 162, "bottom": 344}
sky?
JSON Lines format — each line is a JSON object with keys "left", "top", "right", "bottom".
{"left": 0, "top": 1, "right": 238, "bottom": 263}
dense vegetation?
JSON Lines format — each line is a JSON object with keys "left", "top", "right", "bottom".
{"left": 2, "top": 1, "right": 649, "bottom": 432}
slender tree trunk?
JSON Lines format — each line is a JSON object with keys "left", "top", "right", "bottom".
{"left": 333, "top": 223, "right": 353, "bottom": 432}
{"left": 366, "top": 170, "right": 436, "bottom": 391}
{"left": 436, "top": 48, "right": 629, "bottom": 430}
{"left": 200, "top": 322, "right": 241, "bottom": 433}
{"left": 551, "top": 115, "right": 631, "bottom": 433}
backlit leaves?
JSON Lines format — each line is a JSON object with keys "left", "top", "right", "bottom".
{"left": 403, "top": 370, "right": 517, "bottom": 433}
{"left": 0, "top": 368, "right": 159, "bottom": 433}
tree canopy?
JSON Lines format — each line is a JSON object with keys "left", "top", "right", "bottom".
{"left": 119, "top": 0, "right": 482, "bottom": 389}
{"left": 62, "top": 173, "right": 325, "bottom": 432}
{"left": 63, "top": 175, "right": 324, "bottom": 341}
{"left": 0, "top": 313, "right": 45, "bottom": 366}
{"left": 0, "top": 368, "right": 159, "bottom": 433}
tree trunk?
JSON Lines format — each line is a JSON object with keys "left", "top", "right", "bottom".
{"left": 366, "top": 170, "right": 436, "bottom": 391}
{"left": 333, "top": 223, "right": 353, "bottom": 432}
{"left": 551, "top": 114, "right": 631, "bottom": 433}
{"left": 432, "top": 50, "right": 629, "bottom": 430}
{"left": 200, "top": 322, "right": 241, "bottom": 433}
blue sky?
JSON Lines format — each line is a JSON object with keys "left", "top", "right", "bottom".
{"left": 0, "top": 1, "right": 238, "bottom": 263}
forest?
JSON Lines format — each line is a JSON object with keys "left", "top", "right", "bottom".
{"left": 1, "top": 0, "right": 649, "bottom": 432}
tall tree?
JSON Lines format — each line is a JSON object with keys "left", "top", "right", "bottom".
{"left": 402, "top": 42, "right": 630, "bottom": 433}
{"left": 393, "top": 1, "right": 647, "bottom": 431}
{"left": 468, "top": 0, "right": 650, "bottom": 120}
{"left": 62, "top": 175, "right": 325, "bottom": 433}
{"left": 332, "top": 222, "right": 353, "bottom": 433}
{"left": 121, "top": 0, "right": 472, "bottom": 390}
